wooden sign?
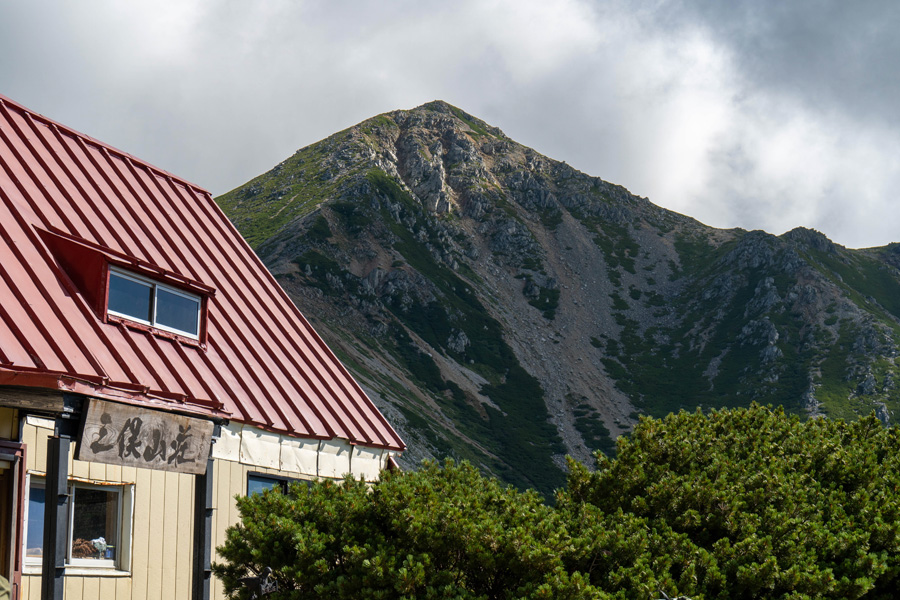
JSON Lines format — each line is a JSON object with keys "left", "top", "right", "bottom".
{"left": 77, "top": 398, "right": 214, "bottom": 475}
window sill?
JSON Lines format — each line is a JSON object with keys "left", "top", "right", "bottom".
{"left": 107, "top": 314, "right": 205, "bottom": 348}
{"left": 23, "top": 564, "right": 131, "bottom": 577}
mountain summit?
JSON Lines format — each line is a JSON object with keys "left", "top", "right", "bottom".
{"left": 218, "top": 101, "right": 900, "bottom": 495}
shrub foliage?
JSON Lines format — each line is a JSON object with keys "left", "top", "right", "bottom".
{"left": 213, "top": 405, "right": 900, "bottom": 599}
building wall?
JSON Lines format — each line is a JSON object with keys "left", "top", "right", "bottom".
{"left": 17, "top": 417, "right": 389, "bottom": 600}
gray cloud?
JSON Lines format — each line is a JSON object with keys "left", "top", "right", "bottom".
{"left": 664, "top": 0, "right": 900, "bottom": 127}
{"left": 1, "top": 0, "right": 898, "bottom": 248}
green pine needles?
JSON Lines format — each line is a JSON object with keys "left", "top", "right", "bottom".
{"left": 214, "top": 405, "right": 900, "bottom": 599}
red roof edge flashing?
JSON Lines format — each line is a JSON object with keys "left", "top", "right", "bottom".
{"left": 66, "top": 379, "right": 229, "bottom": 419}
{"left": 0, "top": 368, "right": 63, "bottom": 390}
{"left": 0, "top": 365, "right": 228, "bottom": 418}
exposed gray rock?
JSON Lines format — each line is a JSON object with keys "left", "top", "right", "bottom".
{"left": 746, "top": 276, "right": 781, "bottom": 317}
{"left": 447, "top": 330, "right": 470, "bottom": 354}
{"left": 857, "top": 372, "right": 877, "bottom": 396}
{"left": 876, "top": 402, "right": 891, "bottom": 425}
{"left": 782, "top": 227, "right": 839, "bottom": 254}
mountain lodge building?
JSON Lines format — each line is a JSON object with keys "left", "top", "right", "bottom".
{"left": 0, "top": 95, "right": 404, "bottom": 600}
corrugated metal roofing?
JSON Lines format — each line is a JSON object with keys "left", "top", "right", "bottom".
{"left": 0, "top": 95, "right": 404, "bottom": 451}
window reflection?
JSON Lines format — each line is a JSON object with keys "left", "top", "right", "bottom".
{"left": 25, "top": 479, "right": 123, "bottom": 566}
{"left": 108, "top": 272, "right": 152, "bottom": 322}
{"left": 107, "top": 268, "right": 202, "bottom": 339}
{"left": 155, "top": 287, "right": 200, "bottom": 336}
{"left": 25, "top": 481, "right": 44, "bottom": 559}
{"left": 247, "top": 475, "right": 284, "bottom": 496}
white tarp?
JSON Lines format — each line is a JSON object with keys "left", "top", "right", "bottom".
{"left": 351, "top": 445, "right": 384, "bottom": 482}
{"left": 317, "top": 438, "right": 352, "bottom": 479}
{"left": 280, "top": 437, "right": 320, "bottom": 475}
{"left": 239, "top": 427, "right": 281, "bottom": 469}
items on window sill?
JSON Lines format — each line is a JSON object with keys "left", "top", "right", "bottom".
{"left": 71, "top": 537, "right": 114, "bottom": 560}
{"left": 71, "top": 538, "right": 97, "bottom": 559}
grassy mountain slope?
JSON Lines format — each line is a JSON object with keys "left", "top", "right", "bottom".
{"left": 217, "top": 101, "right": 900, "bottom": 496}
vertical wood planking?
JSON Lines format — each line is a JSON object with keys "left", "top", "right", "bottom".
{"left": 119, "top": 464, "right": 138, "bottom": 600}
{"left": 229, "top": 460, "right": 243, "bottom": 529}
{"left": 97, "top": 576, "right": 117, "bottom": 599}
{"left": 159, "top": 471, "right": 178, "bottom": 600}
{"left": 106, "top": 464, "right": 122, "bottom": 483}
{"left": 81, "top": 576, "right": 99, "bottom": 599}
{"left": 130, "top": 467, "right": 152, "bottom": 600}
{"left": 17, "top": 456, "right": 331, "bottom": 600}
{"left": 22, "top": 575, "right": 38, "bottom": 600}
{"left": 64, "top": 575, "right": 84, "bottom": 600}
{"left": 71, "top": 456, "right": 90, "bottom": 479}
{"left": 210, "top": 459, "right": 230, "bottom": 600}
{"left": 115, "top": 573, "right": 131, "bottom": 599}
{"left": 120, "top": 465, "right": 137, "bottom": 485}
{"left": 23, "top": 425, "right": 36, "bottom": 472}
{"left": 33, "top": 425, "right": 48, "bottom": 474}
{"left": 174, "top": 473, "right": 193, "bottom": 600}
{"left": 87, "top": 460, "right": 106, "bottom": 481}
{"left": 66, "top": 438, "right": 75, "bottom": 475}
{"left": 144, "top": 469, "right": 165, "bottom": 600}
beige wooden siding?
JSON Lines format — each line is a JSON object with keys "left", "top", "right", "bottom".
{"left": 0, "top": 408, "right": 18, "bottom": 441}
{"left": 21, "top": 421, "right": 195, "bottom": 600}
{"left": 210, "top": 460, "right": 314, "bottom": 600}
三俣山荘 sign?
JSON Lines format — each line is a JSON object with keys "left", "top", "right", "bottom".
{"left": 77, "top": 398, "right": 214, "bottom": 475}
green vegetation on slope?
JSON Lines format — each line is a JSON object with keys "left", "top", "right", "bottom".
{"left": 216, "top": 131, "right": 359, "bottom": 248}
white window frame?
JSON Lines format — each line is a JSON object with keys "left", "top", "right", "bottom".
{"left": 66, "top": 482, "right": 122, "bottom": 569}
{"left": 23, "top": 476, "right": 45, "bottom": 566}
{"left": 24, "top": 474, "right": 135, "bottom": 574}
{"left": 107, "top": 267, "right": 202, "bottom": 339}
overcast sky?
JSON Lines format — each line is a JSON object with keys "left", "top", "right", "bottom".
{"left": 2, "top": 0, "right": 898, "bottom": 249}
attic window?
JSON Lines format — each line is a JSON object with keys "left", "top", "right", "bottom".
{"left": 108, "top": 267, "right": 201, "bottom": 338}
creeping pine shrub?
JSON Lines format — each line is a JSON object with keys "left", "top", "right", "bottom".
{"left": 214, "top": 405, "right": 900, "bottom": 600}
{"left": 213, "top": 460, "right": 605, "bottom": 600}
{"left": 564, "top": 405, "right": 900, "bottom": 600}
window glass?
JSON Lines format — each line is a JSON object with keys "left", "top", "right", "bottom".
{"left": 247, "top": 475, "right": 285, "bottom": 496}
{"left": 107, "top": 268, "right": 202, "bottom": 339}
{"left": 25, "top": 481, "right": 44, "bottom": 560}
{"left": 70, "top": 487, "right": 119, "bottom": 561}
{"left": 108, "top": 272, "right": 153, "bottom": 322}
{"left": 155, "top": 287, "right": 200, "bottom": 336}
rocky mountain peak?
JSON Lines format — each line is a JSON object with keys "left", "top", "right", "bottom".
{"left": 782, "top": 226, "right": 840, "bottom": 253}
{"left": 218, "top": 104, "right": 900, "bottom": 496}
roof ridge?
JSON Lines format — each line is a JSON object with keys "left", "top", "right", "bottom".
{"left": 0, "top": 94, "right": 209, "bottom": 196}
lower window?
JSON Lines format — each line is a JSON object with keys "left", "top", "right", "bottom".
{"left": 70, "top": 485, "right": 121, "bottom": 565}
{"left": 247, "top": 472, "right": 310, "bottom": 496}
{"left": 25, "top": 476, "right": 133, "bottom": 570}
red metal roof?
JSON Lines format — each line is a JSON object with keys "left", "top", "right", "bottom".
{"left": 0, "top": 95, "right": 404, "bottom": 451}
